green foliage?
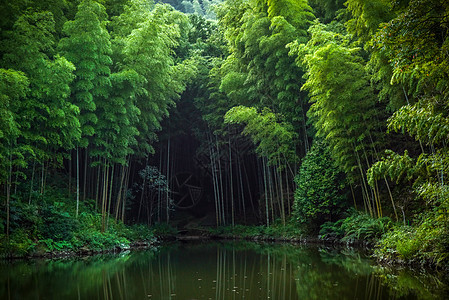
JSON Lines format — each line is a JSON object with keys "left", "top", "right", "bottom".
{"left": 363, "top": 0, "right": 449, "bottom": 266}
{"left": 181, "top": 0, "right": 221, "bottom": 19}
{"left": 1, "top": 10, "right": 80, "bottom": 163}
{"left": 293, "top": 141, "right": 348, "bottom": 230}
{"left": 388, "top": 102, "right": 449, "bottom": 146}
{"left": 308, "top": 0, "right": 346, "bottom": 23}
{"left": 0, "top": 228, "right": 36, "bottom": 257}
{"left": 0, "top": 172, "right": 155, "bottom": 257}
{"left": 224, "top": 106, "right": 298, "bottom": 166}
{"left": 320, "top": 211, "right": 392, "bottom": 243}
{"left": 376, "top": 210, "right": 449, "bottom": 265}
{"left": 112, "top": 2, "right": 194, "bottom": 156}
{"left": 41, "top": 201, "right": 78, "bottom": 241}
{"left": 368, "top": 103, "right": 449, "bottom": 208}
{"left": 39, "top": 238, "right": 74, "bottom": 252}
{"left": 290, "top": 22, "right": 382, "bottom": 182}
{"left": 345, "top": 0, "right": 394, "bottom": 42}
{"left": 0, "top": 68, "right": 29, "bottom": 180}
{"left": 59, "top": 0, "right": 111, "bottom": 148}
{"left": 216, "top": 0, "right": 314, "bottom": 155}
{"left": 372, "top": 0, "right": 449, "bottom": 101}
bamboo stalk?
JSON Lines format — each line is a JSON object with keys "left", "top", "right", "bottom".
{"left": 216, "top": 134, "right": 225, "bottom": 225}
{"left": 166, "top": 132, "right": 170, "bottom": 223}
{"left": 76, "top": 147, "right": 80, "bottom": 218}
{"left": 83, "top": 149, "right": 88, "bottom": 201}
{"left": 106, "top": 164, "right": 115, "bottom": 231}
{"left": 237, "top": 155, "right": 246, "bottom": 223}
{"left": 6, "top": 153, "right": 12, "bottom": 239}
{"left": 115, "top": 163, "right": 126, "bottom": 221}
{"left": 121, "top": 163, "right": 131, "bottom": 223}
{"left": 29, "top": 160, "right": 36, "bottom": 204}
{"left": 209, "top": 132, "right": 219, "bottom": 226}
{"left": 228, "top": 135, "right": 235, "bottom": 227}
{"left": 262, "top": 158, "right": 269, "bottom": 226}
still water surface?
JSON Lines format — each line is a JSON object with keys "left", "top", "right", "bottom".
{"left": 1, "top": 241, "right": 448, "bottom": 299}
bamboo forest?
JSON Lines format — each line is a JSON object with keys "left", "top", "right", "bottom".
{"left": 1, "top": 0, "right": 449, "bottom": 298}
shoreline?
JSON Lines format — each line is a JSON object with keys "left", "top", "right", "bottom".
{"left": 1, "top": 240, "right": 158, "bottom": 260}
{"left": 176, "top": 233, "right": 449, "bottom": 271}
{"left": 3, "top": 233, "right": 448, "bottom": 272}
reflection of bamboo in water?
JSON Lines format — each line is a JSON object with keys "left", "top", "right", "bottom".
{"left": 377, "top": 275, "right": 383, "bottom": 300}
{"left": 167, "top": 253, "right": 172, "bottom": 298}
{"left": 367, "top": 272, "right": 375, "bottom": 300}
{"left": 212, "top": 245, "right": 304, "bottom": 300}
{"left": 232, "top": 246, "right": 236, "bottom": 300}
{"left": 217, "top": 246, "right": 227, "bottom": 300}
{"left": 102, "top": 271, "right": 108, "bottom": 300}
{"left": 168, "top": 252, "right": 175, "bottom": 299}
{"left": 158, "top": 255, "right": 163, "bottom": 297}
{"left": 159, "top": 252, "right": 175, "bottom": 298}
{"left": 108, "top": 272, "right": 114, "bottom": 300}
{"left": 267, "top": 253, "right": 271, "bottom": 299}
{"left": 243, "top": 251, "right": 247, "bottom": 299}
{"left": 122, "top": 269, "right": 128, "bottom": 300}
{"left": 365, "top": 273, "right": 384, "bottom": 300}
{"left": 106, "top": 269, "right": 127, "bottom": 300}
{"left": 215, "top": 247, "right": 220, "bottom": 300}
{"left": 267, "top": 251, "right": 293, "bottom": 300}
{"left": 7, "top": 277, "right": 10, "bottom": 300}
{"left": 222, "top": 248, "right": 227, "bottom": 298}
{"left": 282, "top": 254, "right": 287, "bottom": 300}
{"left": 115, "top": 272, "right": 123, "bottom": 300}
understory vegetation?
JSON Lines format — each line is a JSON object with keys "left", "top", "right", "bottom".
{"left": 0, "top": 172, "right": 156, "bottom": 258}
{"left": 1, "top": 0, "right": 449, "bottom": 267}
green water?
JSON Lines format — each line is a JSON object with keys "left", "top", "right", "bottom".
{"left": 1, "top": 241, "right": 448, "bottom": 299}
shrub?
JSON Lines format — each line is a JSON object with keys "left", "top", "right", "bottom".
{"left": 376, "top": 211, "right": 449, "bottom": 265}
{"left": 0, "top": 229, "right": 36, "bottom": 257}
{"left": 319, "top": 210, "right": 392, "bottom": 244}
{"left": 41, "top": 201, "right": 78, "bottom": 241}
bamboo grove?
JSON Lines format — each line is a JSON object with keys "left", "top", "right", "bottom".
{"left": 1, "top": 0, "right": 449, "bottom": 261}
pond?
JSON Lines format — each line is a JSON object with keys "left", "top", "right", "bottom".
{"left": 1, "top": 240, "right": 448, "bottom": 299}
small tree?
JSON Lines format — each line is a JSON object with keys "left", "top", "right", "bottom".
{"left": 135, "top": 166, "right": 171, "bottom": 224}
{"left": 293, "top": 141, "right": 348, "bottom": 232}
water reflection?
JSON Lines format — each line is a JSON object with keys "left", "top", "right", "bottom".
{"left": 0, "top": 241, "right": 448, "bottom": 299}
